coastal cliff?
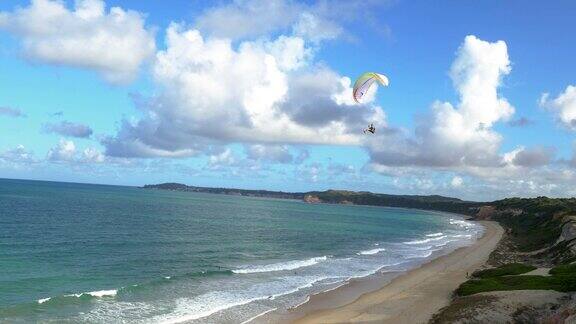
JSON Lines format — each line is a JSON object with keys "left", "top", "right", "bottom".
{"left": 143, "top": 183, "right": 305, "bottom": 200}
{"left": 144, "top": 183, "right": 483, "bottom": 215}
{"left": 558, "top": 215, "right": 576, "bottom": 254}
{"left": 432, "top": 197, "right": 576, "bottom": 323}
{"left": 303, "top": 194, "right": 322, "bottom": 203}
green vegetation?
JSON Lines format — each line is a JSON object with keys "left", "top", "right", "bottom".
{"left": 496, "top": 197, "right": 576, "bottom": 215}
{"left": 429, "top": 294, "right": 499, "bottom": 324}
{"left": 457, "top": 275, "right": 568, "bottom": 296}
{"left": 457, "top": 262, "right": 576, "bottom": 296}
{"left": 143, "top": 183, "right": 306, "bottom": 200}
{"left": 492, "top": 197, "right": 576, "bottom": 252}
{"left": 472, "top": 263, "right": 536, "bottom": 278}
{"left": 144, "top": 183, "right": 483, "bottom": 215}
{"left": 305, "top": 190, "right": 480, "bottom": 215}
{"left": 549, "top": 263, "right": 576, "bottom": 275}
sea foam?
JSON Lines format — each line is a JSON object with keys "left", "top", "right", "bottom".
{"left": 156, "top": 275, "right": 330, "bottom": 323}
{"left": 64, "top": 289, "right": 118, "bottom": 299}
{"left": 403, "top": 235, "right": 447, "bottom": 245}
{"left": 239, "top": 307, "right": 278, "bottom": 324}
{"left": 449, "top": 219, "right": 473, "bottom": 228}
{"left": 232, "top": 256, "right": 328, "bottom": 274}
{"left": 357, "top": 248, "right": 386, "bottom": 255}
{"left": 36, "top": 289, "right": 117, "bottom": 305}
{"left": 37, "top": 297, "right": 51, "bottom": 304}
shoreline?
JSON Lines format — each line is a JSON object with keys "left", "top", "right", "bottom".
{"left": 263, "top": 220, "right": 503, "bottom": 324}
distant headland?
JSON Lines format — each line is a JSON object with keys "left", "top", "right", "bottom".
{"left": 142, "top": 182, "right": 482, "bottom": 215}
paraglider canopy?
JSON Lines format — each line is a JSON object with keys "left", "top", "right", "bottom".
{"left": 352, "top": 72, "right": 389, "bottom": 103}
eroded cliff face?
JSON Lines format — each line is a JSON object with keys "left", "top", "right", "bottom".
{"left": 557, "top": 215, "right": 576, "bottom": 253}
{"left": 473, "top": 206, "right": 525, "bottom": 220}
{"left": 431, "top": 290, "right": 576, "bottom": 324}
{"left": 475, "top": 207, "right": 575, "bottom": 265}
{"left": 475, "top": 206, "right": 496, "bottom": 220}
{"left": 303, "top": 195, "right": 321, "bottom": 203}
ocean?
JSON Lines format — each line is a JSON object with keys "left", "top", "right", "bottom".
{"left": 0, "top": 179, "right": 484, "bottom": 323}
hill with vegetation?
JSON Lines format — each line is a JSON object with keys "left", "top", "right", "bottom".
{"left": 143, "top": 183, "right": 306, "bottom": 200}
{"left": 433, "top": 197, "right": 576, "bottom": 323}
{"left": 143, "top": 183, "right": 483, "bottom": 214}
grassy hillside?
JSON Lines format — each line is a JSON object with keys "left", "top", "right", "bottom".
{"left": 490, "top": 197, "right": 576, "bottom": 252}
{"left": 304, "top": 190, "right": 481, "bottom": 215}
{"left": 457, "top": 262, "right": 576, "bottom": 296}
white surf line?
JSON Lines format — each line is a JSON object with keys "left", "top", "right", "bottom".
{"left": 288, "top": 296, "right": 310, "bottom": 310}
{"left": 240, "top": 307, "right": 278, "bottom": 324}
{"left": 357, "top": 247, "right": 386, "bottom": 255}
{"left": 233, "top": 256, "right": 328, "bottom": 274}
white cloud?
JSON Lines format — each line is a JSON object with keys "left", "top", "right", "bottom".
{"left": 0, "top": 0, "right": 156, "bottom": 83}
{"left": 363, "top": 35, "right": 576, "bottom": 199}
{"left": 451, "top": 176, "right": 463, "bottom": 188}
{"left": 47, "top": 139, "right": 76, "bottom": 161}
{"left": 47, "top": 139, "right": 105, "bottom": 163}
{"left": 245, "top": 144, "right": 293, "bottom": 163}
{"left": 195, "top": 0, "right": 302, "bottom": 40}
{"left": 82, "top": 147, "right": 105, "bottom": 163}
{"left": 207, "top": 148, "right": 236, "bottom": 169}
{"left": 460, "top": 166, "right": 576, "bottom": 200}
{"left": 194, "top": 0, "right": 345, "bottom": 43}
{"left": 540, "top": 85, "right": 576, "bottom": 130}
{"left": 369, "top": 35, "right": 514, "bottom": 168}
{"left": 293, "top": 12, "right": 342, "bottom": 43}
{"left": 193, "top": 0, "right": 396, "bottom": 43}
{"left": 0, "top": 145, "right": 37, "bottom": 164}
{"left": 103, "top": 24, "right": 386, "bottom": 157}
{"left": 297, "top": 163, "right": 321, "bottom": 182}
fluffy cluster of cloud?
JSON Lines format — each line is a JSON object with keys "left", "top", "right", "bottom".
{"left": 43, "top": 121, "right": 93, "bottom": 138}
{"left": 540, "top": 85, "right": 576, "bottom": 130}
{"left": 362, "top": 35, "right": 576, "bottom": 199}
{"left": 102, "top": 23, "right": 386, "bottom": 157}
{"left": 0, "top": 0, "right": 156, "bottom": 83}
{"left": 368, "top": 35, "right": 514, "bottom": 169}
{"left": 0, "top": 145, "right": 37, "bottom": 164}
{"left": 47, "top": 139, "right": 104, "bottom": 163}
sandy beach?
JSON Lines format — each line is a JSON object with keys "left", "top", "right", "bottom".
{"left": 286, "top": 221, "right": 504, "bottom": 324}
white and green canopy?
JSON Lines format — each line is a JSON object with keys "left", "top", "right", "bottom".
{"left": 352, "top": 72, "right": 389, "bottom": 103}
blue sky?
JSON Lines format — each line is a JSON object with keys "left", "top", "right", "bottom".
{"left": 0, "top": 0, "right": 575, "bottom": 200}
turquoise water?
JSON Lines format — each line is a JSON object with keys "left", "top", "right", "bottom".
{"left": 0, "top": 179, "right": 483, "bottom": 323}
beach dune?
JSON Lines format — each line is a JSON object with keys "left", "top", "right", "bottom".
{"left": 291, "top": 221, "right": 503, "bottom": 324}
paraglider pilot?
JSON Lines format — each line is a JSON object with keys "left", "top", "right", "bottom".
{"left": 364, "top": 123, "right": 376, "bottom": 134}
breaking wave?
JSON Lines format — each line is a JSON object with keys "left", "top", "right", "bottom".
{"left": 232, "top": 256, "right": 329, "bottom": 274}
{"left": 357, "top": 248, "right": 386, "bottom": 255}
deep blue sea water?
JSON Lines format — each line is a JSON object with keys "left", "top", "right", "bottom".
{"left": 0, "top": 179, "right": 483, "bottom": 323}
